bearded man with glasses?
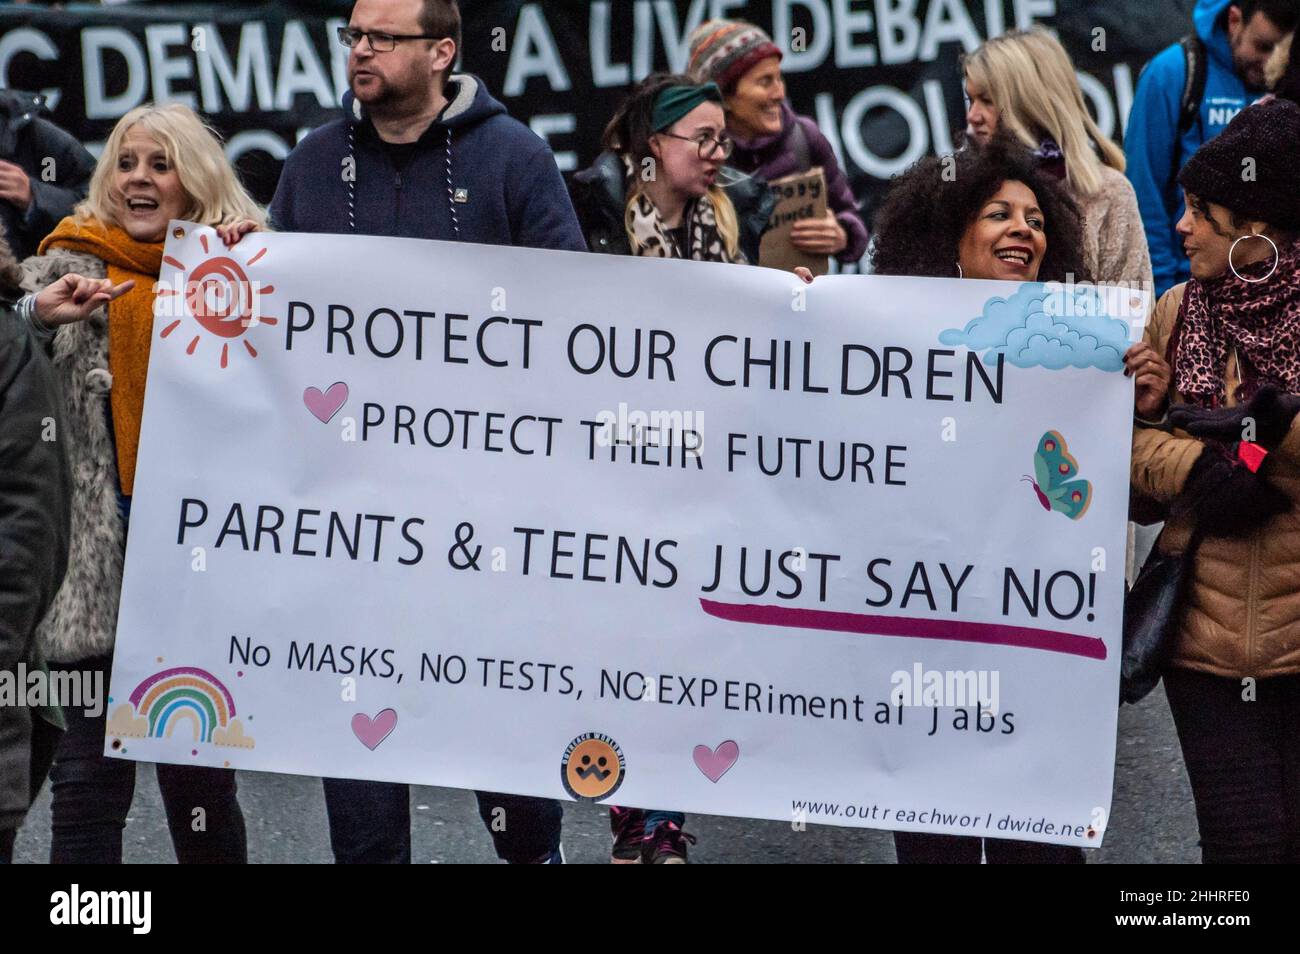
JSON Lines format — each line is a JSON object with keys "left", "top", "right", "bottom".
{"left": 270, "top": 0, "right": 584, "bottom": 866}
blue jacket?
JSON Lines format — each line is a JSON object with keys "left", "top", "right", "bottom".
{"left": 270, "top": 74, "right": 584, "bottom": 252}
{"left": 1124, "top": 0, "right": 1260, "bottom": 296}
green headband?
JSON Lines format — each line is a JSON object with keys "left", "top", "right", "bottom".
{"left": 651, "top": 83, "right": 723, "bottom": 133}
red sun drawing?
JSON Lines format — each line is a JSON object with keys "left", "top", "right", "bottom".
{"left": 157, "top": 232, "right": 276, "bottom": 369}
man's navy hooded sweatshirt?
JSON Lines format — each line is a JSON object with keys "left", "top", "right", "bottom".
{"left": 270, "top": 74, "right": 584, "bottom": 252}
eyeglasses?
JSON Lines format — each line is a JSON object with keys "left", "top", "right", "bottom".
{"left": 337, "top": 26, "right": 444, "bottom": 53}
{"left": 658, "top": 131, "right": 734, "bottom": 160}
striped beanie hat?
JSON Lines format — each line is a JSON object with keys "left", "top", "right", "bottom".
{"left": 687, "top": 20, "right": 783, "bottom": 92}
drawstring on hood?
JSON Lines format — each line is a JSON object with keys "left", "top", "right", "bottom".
{"left": 443, "top": 125, "right": 460, "bottom": 238}
{"left": 346, "top": 121, "right": 357, "bottom": 233}
{"left": 342, "top": 74, "right": 492, "bottom": 240}
{"left": 270, "top": 71, "right": 587, "bottom": 252}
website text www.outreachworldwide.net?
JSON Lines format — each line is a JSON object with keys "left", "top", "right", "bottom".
{"left": 790, "top": 800, "right": 1097, "bottom": 839}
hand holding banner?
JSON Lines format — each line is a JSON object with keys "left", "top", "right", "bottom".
{"left": 108, "top": 221, "right": 1141, "bottom": 845}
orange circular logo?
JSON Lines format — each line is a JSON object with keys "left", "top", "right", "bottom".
{"left": 186, "top": 256, "right": 255, "bottom": 338}
{"left": 560, "top": 733, "right": 625, "bottom": 802}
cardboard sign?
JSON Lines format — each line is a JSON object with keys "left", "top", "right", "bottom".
{"left": 759, "top": 167, "right": 830, "bottom": 275}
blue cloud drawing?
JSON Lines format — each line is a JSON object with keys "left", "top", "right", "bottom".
{"left": 939, "top": 283, "right": 1133, "bottom": 372}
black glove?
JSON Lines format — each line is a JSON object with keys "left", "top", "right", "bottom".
{"left": 1179, "top": 445, "right": 1291, "bottom": 538}
{"left": 1168, "top": 385, "right": 1300, "bottom": 450}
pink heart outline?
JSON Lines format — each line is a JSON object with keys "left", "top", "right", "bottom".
{"left": 351, "top": 709, "right": 397, "bottom": 751}
{"left": 304, "top": 381, "right": 349, "bottom": 424}
{"left": 693, "top": 740, "right": 739, "bottom": 783}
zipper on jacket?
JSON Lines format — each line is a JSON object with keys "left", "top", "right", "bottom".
{"left": 1234, "top": 343, "right": 1260, "bottom": 673}
{"left": 1247, "top": 533, "right": 1260, "bottom": 671}
{"left": 394, "top": 170, "right": 402, "bottom": 228}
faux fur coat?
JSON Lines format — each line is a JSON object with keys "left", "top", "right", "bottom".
{"left": 21, "top": 248, "right": 125, "bottom": 663}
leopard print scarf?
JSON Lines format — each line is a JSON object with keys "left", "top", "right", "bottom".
{"left": 625, "top": 189, "right": 744, "bottom": 264}
{"left": 1174, "top": 237, "right": 1300, "bottom": 407}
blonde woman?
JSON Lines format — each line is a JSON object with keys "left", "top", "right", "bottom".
{"left": 22, "top": 102, "right": 263, "bottom": 863}
{"left": 963, "top": 28, "right": 1153, "bottom": 290}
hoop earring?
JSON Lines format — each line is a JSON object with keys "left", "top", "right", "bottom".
{"left": 955, "top": 261, "right": 964, "bottom": 279}
{"left": 1228, "top": 231, "right": 1279, "bottom": 283}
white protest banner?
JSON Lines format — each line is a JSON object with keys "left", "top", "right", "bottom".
{"left": 107, "top": 221, "right": 1141, "bottom": 845}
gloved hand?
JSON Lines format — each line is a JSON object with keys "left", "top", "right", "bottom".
{"left": 1179, "top": 445, "right": 1291, "bottom": 538}
{"left": 1168, "top": 385, "right": 1300, "bottom": 450}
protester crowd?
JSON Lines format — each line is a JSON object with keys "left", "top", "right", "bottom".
{"left": 3, "top": 0, "right": 1300, "bottom": 864}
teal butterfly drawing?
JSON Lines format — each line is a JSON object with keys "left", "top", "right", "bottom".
{"left": 1023, "top": 430, "right": 1093, "bottom": 520}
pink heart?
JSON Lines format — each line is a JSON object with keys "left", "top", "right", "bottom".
{"left": 304, "top": 382, "right": 348, "bottom": 423}
{"left": 693, "top": 740, "right": 739, "bottom": 783}
{"left": 351, "top": 709, "right": 397, "bottom": 751}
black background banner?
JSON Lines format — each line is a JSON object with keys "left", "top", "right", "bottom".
{"left": 0, "top": 0, "right": 1196, "bottom": 222}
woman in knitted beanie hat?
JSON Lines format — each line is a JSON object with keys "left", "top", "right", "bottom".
{"left": 1125, "top": 97, "right": 1300, "bottom": 862}
{"left": 686, "top": 19, "right": 869, "bottom": 267}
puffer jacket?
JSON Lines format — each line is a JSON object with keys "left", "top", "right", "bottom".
{"left": 20, "top": 249, "right": 125, "bottom": 664}
{"left": 1131, "top": 282, "right": 1300, "bottom": 678}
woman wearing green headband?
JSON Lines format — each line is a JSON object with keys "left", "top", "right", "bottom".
{"left": 569, "top": 74, "right": 778, "bottom": 864}
{"left": 571, "top": 73, "right": 773, "bottom": 265}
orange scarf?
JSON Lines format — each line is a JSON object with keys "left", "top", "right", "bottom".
{"left": 40, "top": 217, "right": 164, "bottom": 496}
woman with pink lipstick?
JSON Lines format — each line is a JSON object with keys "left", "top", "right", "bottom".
{"left": 869, "top": 137, "right": 1090, "bottom": 863}
{"left": 686, "top": 19, "right": 868, "bottom": 270}
{"left": 871, "top": 136, "right": 1087, "bottom": 289}
{"left": 1125, "top": 99, "right": 1300, "bottom": 863}
{"left": 963, "top": 29, "right": 1151, "bottom": 291}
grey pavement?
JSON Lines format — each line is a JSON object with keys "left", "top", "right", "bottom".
{"left": 13, "top": 684, "right": 1198, "bottom": 863}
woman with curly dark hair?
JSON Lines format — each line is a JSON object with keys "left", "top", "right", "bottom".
{"left": 870, "top": 135, "right": 1088, "bottom": 285}
{"left": 866, "top": 136, "right": 1091, "bottom": 864}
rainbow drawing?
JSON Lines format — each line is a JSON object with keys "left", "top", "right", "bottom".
{"left": 128, "top": 667, "right": 237, "bottom": 743}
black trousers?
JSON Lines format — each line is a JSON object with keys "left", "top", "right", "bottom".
{"left": 47, "top": 655, "right": 247, "bottom": 864}
{"left": 322, "top": 778, "right": 563, "bottom": 863}
{"left": 1164, "top": 666, "right": 1300, "bottom": 863}
{"left": 893, "top": 831, "right": 1085, "bottom": 863}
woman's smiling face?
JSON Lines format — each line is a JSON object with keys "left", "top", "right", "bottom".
{"left": 113, "top": 125, "right": 189, "bottom": 243}
{"left": 957, "top": 179, "right": 1047, "bottom": 281}
{"left": 726, "top": 57, "right": 785, "bottom": 139}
